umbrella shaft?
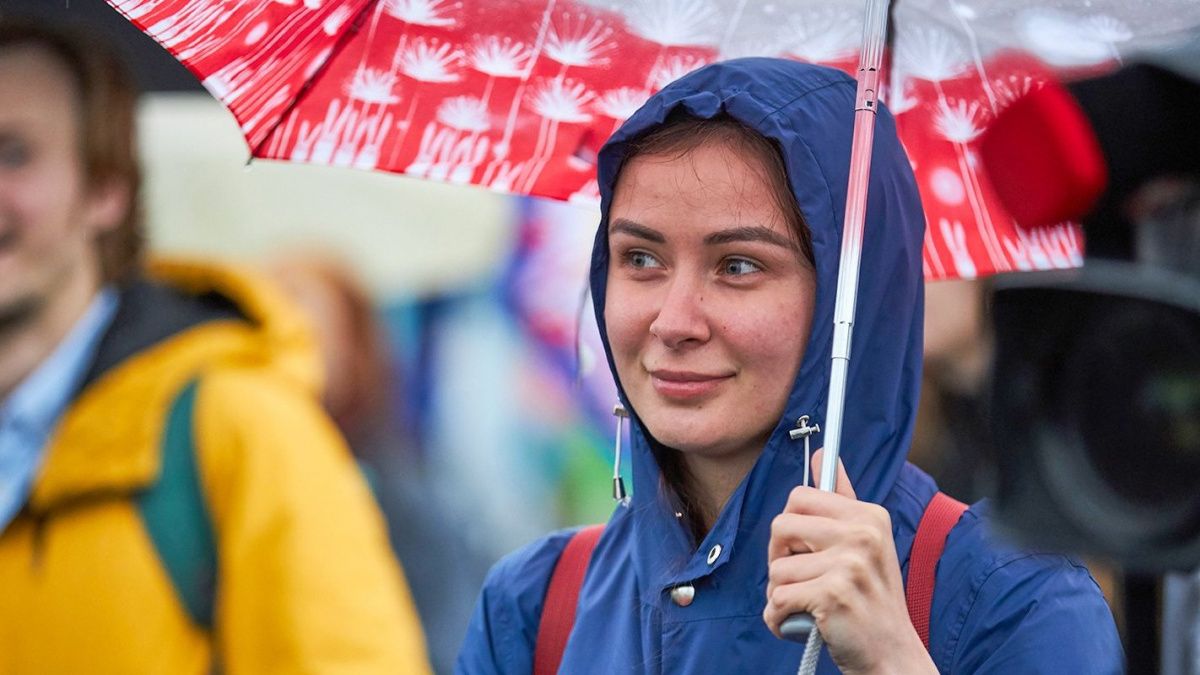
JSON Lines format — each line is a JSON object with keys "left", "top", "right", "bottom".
{"left": 820, "top": 44, "right": 885, "bottom": 492}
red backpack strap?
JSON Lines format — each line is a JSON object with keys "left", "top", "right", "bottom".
{"left": 534, "top": 524, "right": 605, "bottom": 675}
{"left": 906, "top": 491, "right": 968, "bottom": 651}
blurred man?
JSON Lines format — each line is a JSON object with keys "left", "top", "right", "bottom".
{"left": 0, "top": 19, "right": 430, "bottom": 674}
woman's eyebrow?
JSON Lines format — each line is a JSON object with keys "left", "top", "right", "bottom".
{"left": 704, "top": 225, "right": 794, "bottom": 249}
{"left": 609, "top": 218, "right": 665, "bottom": 243}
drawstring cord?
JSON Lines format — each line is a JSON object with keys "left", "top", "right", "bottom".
{"left": 789, "top": 415, "right": 823, "bottom": 675}
{"left": 612, "top": 404, "right": 629, "bottom": 505}
{"left": 789, "top": 415, "right": 821, "bottom": 488}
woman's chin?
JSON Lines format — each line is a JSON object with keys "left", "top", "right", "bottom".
{"left": 650, "top": 427, "right": 746, "bottom": 461}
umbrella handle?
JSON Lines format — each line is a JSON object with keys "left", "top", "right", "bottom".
{"left": 780, "top": 613, "right": 815, "bottom": 642}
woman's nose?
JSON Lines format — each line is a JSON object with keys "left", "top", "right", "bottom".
{"left": 649, "top": 276, "right": 710, "bottom": 349}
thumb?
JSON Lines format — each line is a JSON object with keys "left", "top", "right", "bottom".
{"left": 810, "top": 448, "right": 857, "bottom": 500}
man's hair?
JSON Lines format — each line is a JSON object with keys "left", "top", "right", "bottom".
{"left": 0, "top": 18, "right": 144, "bottom": 285}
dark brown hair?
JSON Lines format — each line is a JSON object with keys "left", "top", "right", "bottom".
{"left": 0, "top": 19, "right": 145, "bottom": 285}
{"left": 618, "top": 112, "right": 815, "bottom": 543}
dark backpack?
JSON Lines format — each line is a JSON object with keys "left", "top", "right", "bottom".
{"left": 137, "top": 378, "right": 218, "bottom": 630}
{"left": 136, "top": 378, "right": 383, "bottom": 631}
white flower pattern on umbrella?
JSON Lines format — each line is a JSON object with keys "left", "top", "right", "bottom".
{"left": 923, "top": 225, "right": 947, "bottom": 279}
{"left": 408, "top": 93, "right": 491, "bottom": 183}
{"left": 545, "top": 12, "right": 614, "bottom": 68}
{"left": 939, "top": 218, "right": 977, "bottom": 279}
{"left": 112, "top": 0, "right": 165, "bottom": 21}
{"left": 934, "top": 98, "right": 1007, "bottom": 269}
{"left": 1087, "top": 14, "right": 1134, "bottom": 62}
{"left": 436, "top": 95, "right": 491, "bottom": 133}
{"left": 519, "top": 77, "right": 596, "bottom": 192}
{"left": 383, "top": 0, "right": 460, "bottom": 27}
{"left": 469, "top": 35, "right": 534, "bottom": 78}
{"left": 396, "top": 37, "right": 463, "bottom": 83}
{"left": 992, "top": 73, "right": 1043, "bottom": 110}
{"left": 151, "top": 1, "right": 240, "bottom": 61}
{"left": 782, "top": 7, "right": 859, "bottom": 63}
{"left": 648, "top": 54, "right": 709, "bottom": 91}
{"left": 1087, "top": 15, "right": 1134, "bottom": 45}
{"left": 529, "top": 78, "right": 594, "bottom": 124}
{"left": 884, "top": 75, "right": 919, "bottom": 115}
{"left": 1017, "top": 9, "right": 1132, "bottom": 66}
{"left": 595, "top": 87, "right": 650, "bottom": 120}
{"left": 934, "top": 99, "right": 985, "bottom": 145}
{"left": 897, "top": 26, "right": 968, "bottom": 82}
{"left": 323, "top": 6, "right": 353, "bottom": 34}
{"left": 346, "top": 66, "right": 400, "bottom": 105}
{"left": 623, "top": 0, "right": 721, "bottom": 48}
{"left": 1003, "top": 222, "right": 1082, "bottom": 271}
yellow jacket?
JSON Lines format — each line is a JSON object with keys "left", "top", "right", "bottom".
{"left": 0, "top": 260, "right": 431, "bottom": 674}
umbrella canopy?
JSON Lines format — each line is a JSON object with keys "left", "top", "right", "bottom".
{"left": 107, "top": 0, "right": 1200, "bottom": 280}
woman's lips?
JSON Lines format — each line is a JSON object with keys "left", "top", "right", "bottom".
{"left": 649, "top": 370, "right": 734, "bottom": 400}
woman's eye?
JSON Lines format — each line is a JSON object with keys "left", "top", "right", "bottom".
{"left": 626, "top": 251, "right": 662, "bottom": 270}
{"left": 722, "top": 257, "right": 762, "bottom": 276}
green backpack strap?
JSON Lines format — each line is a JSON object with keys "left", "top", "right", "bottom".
{"left": 138, "top": 378, "right": 218, "bottom": 630}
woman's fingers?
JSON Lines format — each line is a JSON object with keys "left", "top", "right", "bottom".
{"left": 763, "top": 576, "right": 814, "bottom": 639}
{"left": 762, "top": 574, "right": 856, "bottom": 640}
{"left": 782, "top": 486, "right": 857, "bottom": 523}
{"left": 767, "top": 512, "right": 854, "bottom": 561}
{"left": 810, "top": 448, "right": 856, "bottom": 500}
{"left": 765, "top": 548, "right": 856, "bottom": 616}
{"left": 778, "top": 450, "right": 859, "bottom": 522}
{"left": 766, "top": 546, "right": 833, "bottom": 592}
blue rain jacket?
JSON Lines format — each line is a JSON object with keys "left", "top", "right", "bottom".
{"left": 458, "top": 58, "right": 1122, "bottom": 674}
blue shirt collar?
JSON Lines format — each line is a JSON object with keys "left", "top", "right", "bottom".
{"left": 1, "top": 287, "right": 120, "bottom": 436}
{"left": 0, "top": 287, "right": 119, "bottom": 532}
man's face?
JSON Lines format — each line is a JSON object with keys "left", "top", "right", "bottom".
{"left": 0, "top": 45, "right": 122, "bottom": 329}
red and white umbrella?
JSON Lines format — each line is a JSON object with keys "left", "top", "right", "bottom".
{"left": 106, "top": 0, "right": 1200, "bottom": 281}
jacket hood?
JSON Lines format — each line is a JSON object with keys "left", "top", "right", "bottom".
{"left": 30, "top": 257, "right": 322, "bottom": 512}
{"left": 589, "top": 58, "right": 926, "bottom": 581}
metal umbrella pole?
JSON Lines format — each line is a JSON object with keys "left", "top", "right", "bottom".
{"left": 780, "top": 0, "right": 892, "bottom": 670}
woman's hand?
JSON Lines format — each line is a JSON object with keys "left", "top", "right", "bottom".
{"left": 763, "top": 450, "right": 937, "bottom": 675}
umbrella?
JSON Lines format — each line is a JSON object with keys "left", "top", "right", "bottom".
{"left": 106, "top": 0, "right": 1200, "bottom": 281}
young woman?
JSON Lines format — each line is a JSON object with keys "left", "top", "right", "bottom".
{"left": 457, "top": 58, "right": 1121, "bottom": 674}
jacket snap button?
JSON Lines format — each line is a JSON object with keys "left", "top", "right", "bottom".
{"left": 670, "top": 584, "right": 695, "bottom": 607}
{"left": 706, "top": 544, "right": 722, "bottom": 565}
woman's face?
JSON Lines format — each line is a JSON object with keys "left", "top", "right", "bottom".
{"left": 605, "top": 138, "right": 817, "bottom": 467}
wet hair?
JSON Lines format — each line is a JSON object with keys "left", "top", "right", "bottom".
{"left": 616, "top": 111, "right": 815, "bottom": 543}
{"left": 0, "top": 18, "right": 145, "bottom": 285}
